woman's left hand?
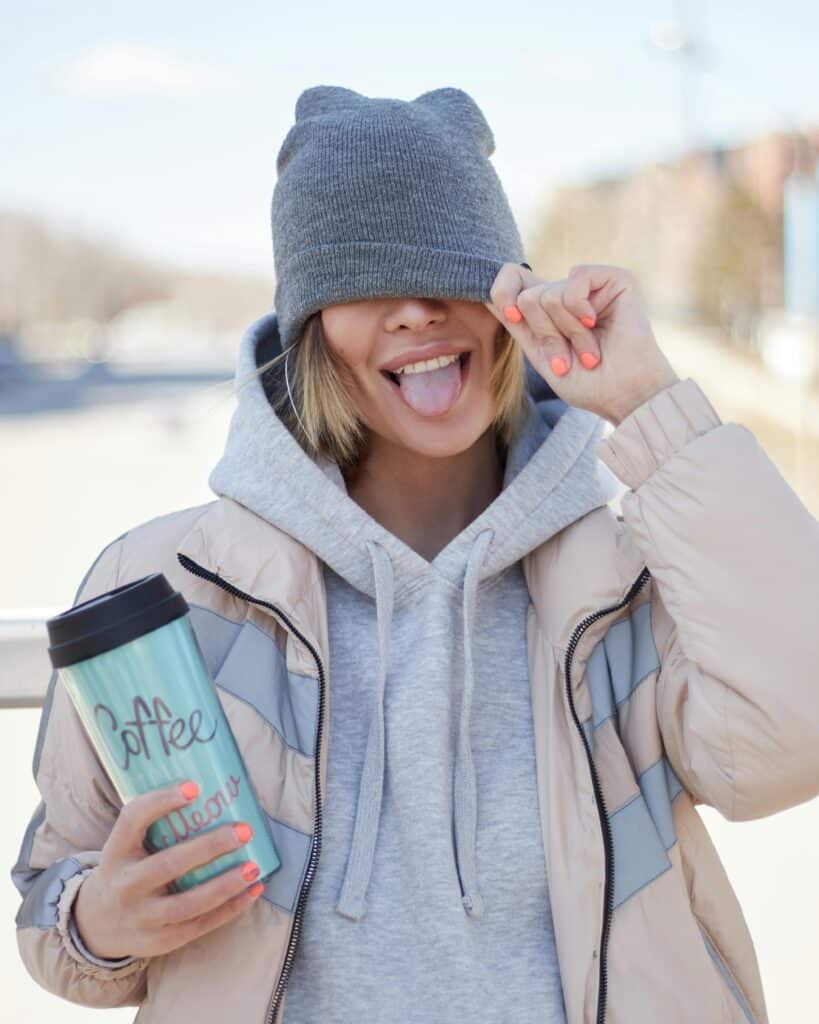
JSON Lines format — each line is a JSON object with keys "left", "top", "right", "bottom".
{"left": 485, "top": 262, "right": 681, "bottom": 426}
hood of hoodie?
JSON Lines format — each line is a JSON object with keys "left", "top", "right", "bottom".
{"left": 208, "top": 311, "right": 620, "bottom": 920}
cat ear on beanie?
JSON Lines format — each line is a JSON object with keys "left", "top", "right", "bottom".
{"left": 412, "top": 87, "right": 495, "bottom": 157}
{"left": 277, "top": 86, "right": 363, "bottom": 175}
{"left": 295, "top": 84, "right": 367, "bottom": 122}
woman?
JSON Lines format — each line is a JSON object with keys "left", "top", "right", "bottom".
{"left": 11, "top": 85, "right": 819, "bottom": 1024}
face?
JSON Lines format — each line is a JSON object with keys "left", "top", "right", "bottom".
{"left": 320, "top": 296, "right": 503, "bottom": 458}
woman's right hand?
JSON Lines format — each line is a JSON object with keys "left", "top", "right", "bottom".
{"left": 72, "top": 780, "right": 264, "bottom": 960}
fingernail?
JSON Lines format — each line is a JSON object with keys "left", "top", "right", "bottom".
{"left": 241, "top": 861, "right": 260, "bottom": 882}
{"left": 248, "top": 882, "right": 265, "bottom": 898}
{"left": 233, "top": 822, "right": 253, "bottom": 844}
{"left": 580, "top": 315, "right": 596, "bottom": 328}
{"left": 550, "top": 356, "right": 569, "bottom": 376}
{"left": 503, "top": 304, "right": 523, "bottom": 323}
{"left": 580, "top": 352, "right": 600, "bottom": 369}
{"left": 180, "top": 781, "right": 199, "bottom": 802}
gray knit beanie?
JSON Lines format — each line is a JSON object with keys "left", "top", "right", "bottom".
{"left": 270, "top": 84, "right": 528, "bottom": 352}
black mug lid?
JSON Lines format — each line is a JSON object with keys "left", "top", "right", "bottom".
{"left": 46, "top": 572, "right": 189, "bottom": 669}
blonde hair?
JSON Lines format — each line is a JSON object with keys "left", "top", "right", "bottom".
{"left": 240, "top": 309, "right": 529, "bottom": 472}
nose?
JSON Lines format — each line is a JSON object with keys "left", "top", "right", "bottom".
{"left": 384, "top": 297, "right": 448, "bottom": 333}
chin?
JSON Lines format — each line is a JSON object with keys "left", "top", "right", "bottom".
{"left": 387, "top": 409, "right": 495, "bottom": 459}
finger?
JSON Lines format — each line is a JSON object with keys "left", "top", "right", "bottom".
{"left": 486, "top": 262, "right": 540, "bottom": 325}
{"left": 128, "top": 820, "right": 255, "bottom": 897}
{"left": 563, "top": 268, "right": 600, "bottom": 326}
{"left": 107, "top": 780, "right": 201, "bottom": 863}
{"left": 567, "top": 263, "right": 631, "bottom": 319}
{"left": 535, "top": 285, "right": 601, "bottom": 369}
{"left": 158, "top": 881, "right": 265, "bottom": 956}
{"left": 495, "top": 299, "right": 568, "bottom": 377}
{"left": 142, "top": 859, "right": 262, "bottom": 929}
{"left": 515, "top": 286, "right": 573, "bottom": 374}
{"left": 485, "top": 278, "right": 549, "bottom": 360}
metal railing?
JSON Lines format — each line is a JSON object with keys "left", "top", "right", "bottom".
{"left": 1, "top": 613, "right": 58, "bottom": 708}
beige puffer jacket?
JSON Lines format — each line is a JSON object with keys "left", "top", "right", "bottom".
{"left": 11, "top": 376, "right": 819, "bottom": 1023}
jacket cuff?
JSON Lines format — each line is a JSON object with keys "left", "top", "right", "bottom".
{"left": 595, "top": 377, "right": 722, "bottom": 491}
{"left": 56, "top": 867, "right": 147, "bottom": 978}
{"left": 68, "top": 906, "right": 138, "bottom": 969}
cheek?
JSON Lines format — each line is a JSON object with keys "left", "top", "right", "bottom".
{"left": 328, "top": 337, "right": 364, "bottom": 368}
{"left": 323, "top": 339, "right": 371, "bottom": 393}
{"left": 320, "top": 311, "right": 371, "bottom": 365}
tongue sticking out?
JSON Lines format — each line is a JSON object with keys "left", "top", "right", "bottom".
{"left": 397, "top": 359, "right": 462, "bottom": 416}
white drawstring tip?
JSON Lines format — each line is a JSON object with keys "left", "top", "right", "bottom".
{"left": 461, "top": 888, "right": 485, "bottom": 918}
{"left": 335, "top": 892, "right": 368, "bottom": 921}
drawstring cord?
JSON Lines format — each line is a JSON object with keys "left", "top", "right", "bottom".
{"left": 454, "top": 526, "right": 493, "bottom": 917}
{"left": 334, "top": 529, "right": 494, "bottom": 922}
{"left": 334, "top": 540, "right": 393, "bottom": 920}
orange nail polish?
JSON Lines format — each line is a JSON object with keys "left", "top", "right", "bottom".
{"left": 233, "top": 822, "right": 253, "bottom": 844}
{"left": 550, "top": 356, "right": 569, "bottom": 376}
{"left": 180, "top": 781, "right": 199, "bottom": 802}
{"left": 248, "top": 882, "right": 265, "bottom": 898}
{"left": 580, "top": 352, "right": 600, "bottom": 369}
{"left": 580, "top": 315, "right": 596, "bottom": 328}
{"left": 242, "top": 861, "right": 260, "bottom": 882}
{"left": 503, "top": 304, "right": 523, "bottom": 323}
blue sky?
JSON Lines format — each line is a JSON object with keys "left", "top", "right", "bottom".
{"left": 3, "top": 1, "right": 818, "bottom": 275}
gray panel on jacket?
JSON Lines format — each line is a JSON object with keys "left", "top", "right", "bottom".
{"left": 15, "top": 857, "right": 83, "bottom": 930}
{"left": 639, "top": 755, "right": 678, "bottom": 850}
{"left": 257, "top": 813, "right": 313, "bottom": 915}
{"left": 586, "top": 600, "right": 660, "bottom": 730}
{"left": 10, "top": 800, "right": 46, "bottom": 900}
{"left": 608, "top": 790, "right": 671, "bottom": 909}
{"left": 577, "top": 603, "right": 691, "bottom": 911}
{"left": 186, "top": 604, "right": 244, "bottom": 679}
{"left": 214, "top": 620, "right": 319, "bottom": 758}
{"left": 663, "top": 756, "right": 684, "bottom": 802}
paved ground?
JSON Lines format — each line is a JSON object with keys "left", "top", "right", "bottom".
{"left": 2, "top": 327, "right": 817, "bottom": 1021}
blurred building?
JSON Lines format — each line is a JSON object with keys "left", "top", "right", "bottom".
{"left": 528, "top": 126, "right": 819, "bottom": 338}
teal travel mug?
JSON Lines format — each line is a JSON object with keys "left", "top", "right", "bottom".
{"left": 46, "top": 572, "right": 280, "bottom": 891}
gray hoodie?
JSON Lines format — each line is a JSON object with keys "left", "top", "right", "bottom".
{"left": 207, "top": 313, "right": 620, "bottom": 1021}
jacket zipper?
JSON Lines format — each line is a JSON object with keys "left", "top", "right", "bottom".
{"left": 563, "top": 565, "right": 651, "bottom": 1024}
{"left": 177, "top": 553, "right": 326, "bottom": 1024}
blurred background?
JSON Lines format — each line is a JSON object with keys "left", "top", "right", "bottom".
{"left": 2, "top": 1, "right": 818, "bottom": 1021}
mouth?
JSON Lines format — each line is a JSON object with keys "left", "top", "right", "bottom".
{"left": 380, "top": 351, "right": 471, "bottom": 416}
{"left": 380, "top": 350, "right": 470, "bottom": 385}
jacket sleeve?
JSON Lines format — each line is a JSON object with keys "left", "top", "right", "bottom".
{"left": 596, "top": 376, "right": 819, "bottom": 822}
{"left": 10, "top": 531, "right": 152, "bottom": 1007}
